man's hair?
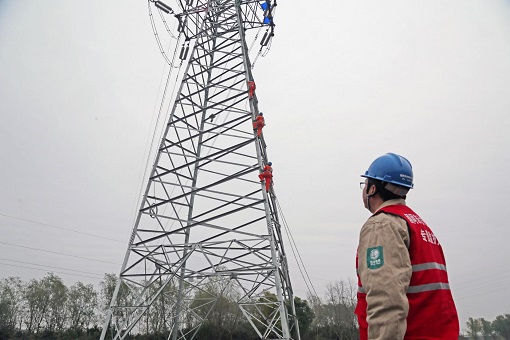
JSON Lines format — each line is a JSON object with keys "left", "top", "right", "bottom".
{"left": 367, "top": 178, "right": 406, "bottom": 201}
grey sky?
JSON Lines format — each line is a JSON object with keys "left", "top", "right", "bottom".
{"left": 1, "top": 0, "right": 510, "bottom": 333}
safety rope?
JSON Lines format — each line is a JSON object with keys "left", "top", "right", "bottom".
{"left": 274, "top": 195, "right": 321, "bottom": 301}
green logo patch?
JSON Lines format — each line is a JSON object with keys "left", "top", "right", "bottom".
{"left": 367, "top": 246, "right": 384, "bottom": 269}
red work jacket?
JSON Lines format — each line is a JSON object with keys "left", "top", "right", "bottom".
{"left": 356, "top": 204, "right": 459, "bottom": 339}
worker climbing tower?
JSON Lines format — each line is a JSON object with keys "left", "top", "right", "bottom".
{"left": 100, "top": 0, "right": 300, "bottom": 339}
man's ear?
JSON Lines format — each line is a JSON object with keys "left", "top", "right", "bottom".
{"left": 368, "top": 184, "right": 376, "bottom": 197}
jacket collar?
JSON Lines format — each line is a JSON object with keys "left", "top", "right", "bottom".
{"left": 375, "top": 198, "right": 406, "bottom": 214}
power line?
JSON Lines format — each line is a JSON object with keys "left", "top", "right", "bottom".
{"left": 0, "top": 241, "right": 120, "bottom": 265}
{"left": 0, "top": 257, "right": 106, "bottom": 278}
{"left": 0, "top": 262, "right": 103, "bottom": 280}
{"left": 0, "top": 212, "right": 124, "bottom": 243}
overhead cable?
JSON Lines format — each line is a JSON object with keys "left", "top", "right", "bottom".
{"left": 0, "top": 241, "right": 120, "bottom": 265}
{"left": 0, "top": 212, "right": 123, "bottom": 243}
{"left": 0, "top": 257, "right": 104, "bottom": 278}
{"left": 0, "top": 262, "right": 104, "bottom": 280}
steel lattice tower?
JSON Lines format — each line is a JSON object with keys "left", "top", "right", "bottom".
{"left": 101, "top": 0, "right": 300, "bottom": 339}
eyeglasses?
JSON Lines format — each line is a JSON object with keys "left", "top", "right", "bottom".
{"left": 360, "top": 182, "right": 366, "bottom": 189}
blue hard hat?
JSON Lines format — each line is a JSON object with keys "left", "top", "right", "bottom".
{"left": 259, "top": 112, "right": 263, "bottom": 115}
{"left": 268, "top": 161, "right": 272, "bottom": 166}
{"left": 361, "top": 153, "right": 413, "bottom": 188}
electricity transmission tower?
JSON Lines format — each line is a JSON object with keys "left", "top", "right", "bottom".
{"left": 101, "top": 0, "right": 300, "bottom": 339}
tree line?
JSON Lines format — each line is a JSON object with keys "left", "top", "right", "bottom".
{"left": 0, "top": 273, "right": 358, "bottom": 340}
{"left": 3, "top": 273, "right": 508, "bottom": 339}
{"left": 461, "top": 315, "right": 510, "bottom": 339}
{"left": 0, "top": 274, "right": 102, "bottom": 339}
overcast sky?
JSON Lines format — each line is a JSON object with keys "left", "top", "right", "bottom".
{"left": 1, "top": 0, "right": 510, "bottom": 333}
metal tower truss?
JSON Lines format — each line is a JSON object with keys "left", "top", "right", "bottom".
{"left": 101, "top": 0, "right": 299, "bottom": 339}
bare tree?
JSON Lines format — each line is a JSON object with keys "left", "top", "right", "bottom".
{"left": 141, "top": 277, "right": 180, "bottom": 334}
{"left": 190, "top": 276, "right": 245, "bottom": 339}
{"left": 99, "top": 273, "right": 133, "bottom": 334}
{"left": 23, "top": 278, "right": 50, "bottom": 333}
{"left": 466, "top": 317, "right": 481, "bottom": 339}
{"left": 307, "top": 279, "right": 358, "bottom": 340}
{"left": 479, "top": 318, "right": 494, "bottom": 339}
{"left": 42, "top": 273, "right": 68, "bottom": 332}
{"left": 99, "top": 273, "right": 117, "bottom": 317}
{"left": 66, "top": 281, "right": 98, "bottom": 331}
{"left": 0, "top": 277, "right": 25, "bottom": 331}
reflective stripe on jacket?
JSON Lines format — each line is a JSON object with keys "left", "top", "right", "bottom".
{"left": 356, "top": 203, "right": 459, "bottom": 339}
